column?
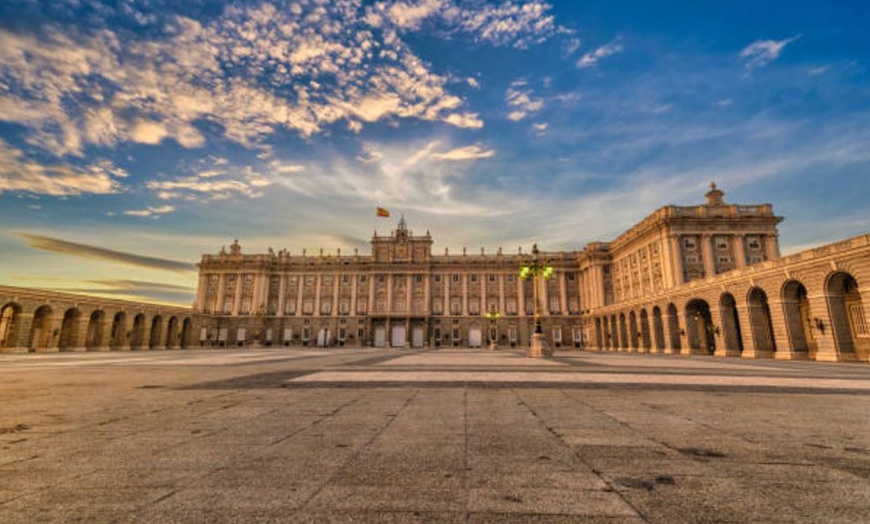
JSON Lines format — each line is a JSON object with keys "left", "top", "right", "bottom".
{"left": 423, "top": 274, "right": 431, "bottom": 315}
{"left": 367, "top": 276, "right": 375, "bottom": 314}
{"left": 559, "top": 272, "right": 568, "bottom": 315}
{"left": 498, "top": 274, "right": 506, "bottom": 314}
{"left": 232, "top": 276, "right": 242, "bottom": 316}
{"left": 808, "top": 293, "right": 838, "bottom": 362}
{"left": 769, "top": 297, "right": 793, "bottom": 360}
{"left": 462, "top": 274, "right": 468, "bottom": 316}
{"left": 702, "top": 234, "right": 715, "bottom": 278}
{"left": 386, "top": 274, "right": 393, "bottom": 313}
{"left": 669, "top": 235, "right": 684, "bottom": 286}
{"left": 444, "top": 273, "right": 450, "bottom": 315}
{"left": 518, "top": 274, "right": 525, "bottom": 317}
{"left": 733, "top": 234, "right": 747, "bottom": 268}
{"left": 216, "top": 274, "right": 226, "bottom": 314}
{"left": 194, "top": 274, "right": 208, "bottom": 311}
{"left": 735, "top": 299, "right": 759, "bottom": 358}
{"left": 253, "top": 273, "right": 268, "bottom": 312}
{"left": 295, "top": 276, "right": 304, "bottom": 316}
{"left": 332, "top": 276, "right": 340, "bottom": 317}
{"left": 480, "top": 273, "right": 486, "bottom": 312}
{"left": 277, "top": 275, "right": 287, "bottom": 316}
{"left": 406, "top": 274, "right": 412, "bottom": 315}
{"left": 314, "top": 274, "right": 322, "bottom": 317}
{"left": 351, "top": 273, "right": 359, "bottom": 316}
{"left": 540, "top": 277, "right": 549, "bottom": 316}
{"left": 766, "top": 234, "right": 781, "bottom": 261}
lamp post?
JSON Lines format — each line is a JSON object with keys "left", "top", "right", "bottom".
{"left": 520, "top": 243, "right": 554, "bottom": 357}
{"left": 484, "top": 306, "right": 501, "bottom": 350}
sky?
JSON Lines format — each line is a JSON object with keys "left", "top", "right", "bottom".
{"left": 0, "top": 0, "right": 868, "bottom": 306}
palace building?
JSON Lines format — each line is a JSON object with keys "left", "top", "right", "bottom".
{"left": 192, "top": 184, "right": 796, "bottom": 353}
{"left": 3, "top": 184, "right": 866, "bottom": 362}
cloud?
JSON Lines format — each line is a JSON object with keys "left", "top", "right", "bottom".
{"left": 740, "top": 35, "right": 801, "bottom": 70}
{"left": 505, "top": 80, "right": 544, "bottom": 121}
{"left": 431, "top": 144, "right": 495, "bottom": 161}
{"left": 0, "top": 138, "right": 125, "bottom": 196}
{"left": 123, "top": 205, "right": 176, "bottom": 218}
{"left": 268, "top": 138, "right": 509, "bottom": 217}
{"left": 17, "top": 233, "right": 196, "bottom": 272}
{"left": 146, "top": 159, "right": 275, "bottom": 201}
{"left": 0, "top": 1, "right": 570, "bottom": 159}
{"left": 577, "top": 40, "right": 623, "bottom": 68}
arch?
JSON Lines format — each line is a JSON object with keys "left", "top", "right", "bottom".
{"left": 1, "top": 302, "right": 23, "bottom": 349}
{"left": 110, "top": 312, "right": 126, "bottom": 349}
{"left": 58, "top": 308, "right": 81, "bottom": 351}
{"left": 149, "top": 315, "right": 164, "bottom": 349}
{"left": 666, "top": 303, "right": 681, "bottom": 352}
{"left": 825, "top": 272, "right": 867, "bottom": 361}
{"left": 652, "top": 306, "right": 665, "bottom": 352}
{"left": 719, "top": 293, "right": 744, "bottom": 355}
{"left": 85, "top": 310, "right": 105, "bottom": 350}
{"left": 166, "top": 316, "right": 179, "bottom": 349}
{"left": 685, "top": 299, "right": 714, "bottom": 355}
{"left": 747, "top": 286, "right": 776, "bottom": 356}
{"left": 628, "top": 311, "right": 639, "bottom": 350}
{"left": 29, "top": 305, "right": 53, "bottom": 349}
{"left": 639, "top": 309, "right": 652, "bottom": 351}
{"left": 748, "top": 287, "right": 776, "bottom": 355}
{"left": 181, "top": 317, "right": 193, "bottom": 349}
{"left": 131, "top": 313, "right": 147, "bottom": 349}
{"left": 782, "top": 280, "right": 814, "bottom": 359}
{"left": 618, "top": 313, "right": 628, "bottom": 350}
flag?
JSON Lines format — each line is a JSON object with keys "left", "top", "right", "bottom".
{"left": 376, "top": 207, "right": 390, "bottom": 218}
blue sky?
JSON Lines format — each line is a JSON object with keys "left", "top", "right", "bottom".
{"left": 0, "top": 0, "right": 868, "bottom": 305}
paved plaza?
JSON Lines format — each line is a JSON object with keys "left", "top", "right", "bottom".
{"left": 1, "top": 348, "right": 869, "bottom": 523}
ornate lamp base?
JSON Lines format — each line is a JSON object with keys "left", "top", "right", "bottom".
{"left": 528, "top": 333, "right": 552, "bottom": 358}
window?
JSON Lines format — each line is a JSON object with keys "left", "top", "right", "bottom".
{"left": 245, "top": 274, "right": 253, "bottom": 284}
{"left": 378, "top": 275, "right": 386, "bottom": 283}
{"left": 452, "top": 274, "right": 460, "bottom": 283}
{"left": 305, "top": 276, "right": 315, "bottom": 286}
{"left": 209, "top": 274, "right": 219, "bottom": 283}
{"left": 552, "top": 328, "right": 562, "bottom": 343}
{"left": 683, "top": 237, "right": 696, "bottom": 249}
{"left": 432, "top": 299, "right": 443, "bottom": 314}
{"left": 849, "top": 304, "right": 868, "bottom": 337}
{"left": 359, "top": 275, "right": 367, "bottom": 283}
{"left": 716, "top": 237, "right": 729, "bottom": 250}
{"left": 718, "top": 256, "right": 731, "bottom": 264}
{"left": 506, "top": 299, "right": 517, "bottom": 315}
{"left": 342, "top": 275, "right": 350, "bottom": 283}
{"left": 415, "top": 274, "right": 424, "bottom": 283}
{"left": 302, "top": 300, "right": 314, "bottom": 315}
{"left": 434, "top": 274, "right": 442, "bottom": 283}
{"left": 488, "top": 274, "right": 497, "bottom": 283}
{"left": 567, "top": 272, "right": 575, "bottom": 281}
{"left": 470, "top": 274, "right": 478, "bottom": 283}
{"left": 468, "top": 299, "right": 479, "bottom": 315}
{"left": 450, "top": 300, "right": 462, "bottom": 315}
{"left": 506, "top": 274, "right": 515, "bottom": 283}
{"left": 748, "top": 237, "right": 761, "bottom": 250}
{"left": 289, "top": 276, "right": 298, "bottom": 285}
{"left": 323, "top": 276, "right": 333, "bottom": 285}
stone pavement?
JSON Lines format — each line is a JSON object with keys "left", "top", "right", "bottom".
{"left": 1, "top": 347, "right": 869, "bottom": 522}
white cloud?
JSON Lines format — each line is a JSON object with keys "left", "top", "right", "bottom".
{"left": 0, "top": 0, "right": 564, "bottom": 158}
{"left": 577, "top": 40, "right": 623, "bottom": 68}
{"left": 123, "top": 205, "right": 176, "bottom": 218}
{"left": 505, "top": 81, "right": 544, "bottom": 121}
{"left": 532, "top": 122, "right": 548, "bottom": 134}
{"left": 387, "top": 0, "right": 445, "bottom": 29}
{"left": 739, "top": 35, "right": 801, "bottom": 70}
{"left": 0, "top": 138, "right": 124, "bottom": 196}
{"left": 432, "top": 144, "right": 495, "bottom": 161}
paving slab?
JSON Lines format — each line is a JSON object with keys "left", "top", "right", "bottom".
{"left": 0, "top": 347, "right": 868, "bottom": 522}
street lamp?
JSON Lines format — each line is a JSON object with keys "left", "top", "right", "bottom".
{"left": 519, "top": 243, "right": 554, "bottom": 357}
{"left": 484, "top": 306, "right": 501, "bottom": 350}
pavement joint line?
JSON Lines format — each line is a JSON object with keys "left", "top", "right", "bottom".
{"left": 514, "top": 388, "right": 650, "bottom": 522}
{"left": 298, "top": 389, "right": 420, "bottom": 512}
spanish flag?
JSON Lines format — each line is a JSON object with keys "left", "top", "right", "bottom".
{"left": 376, "top": 207, "right": 390, "bottom": 218}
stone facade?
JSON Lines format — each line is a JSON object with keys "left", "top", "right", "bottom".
{"left": 0, "top": 286, "right": 196, "bottom": 353}
{"left": 192, "top": 186, "right": 863, "bottom": 361}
